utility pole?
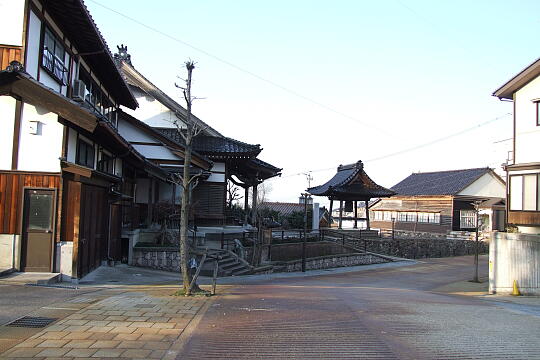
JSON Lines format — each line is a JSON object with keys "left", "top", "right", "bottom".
{"left": 472, "top": 200, "right": 482, "bottom": 283}
{"left": 301, "top": 192, "right": 310, "bottom": 272}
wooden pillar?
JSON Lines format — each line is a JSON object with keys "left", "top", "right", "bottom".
{"left": 354, "top": 200, "right": 358, "bottom": 229}
{"left": 365, "top": 200, "right": 370, "bottom": 230}
{"left": 329, "top": 199, "right": 334, "bottom": 227}
{"left": 251, "top": 183, "right": 258, "bottom": 225}
{"left": 338, "top": 200, "right": 343, "bottom": 229}
{"left": 147, "top": 178, "right": 154, "bottom": 225}
{"left": 244, "top": 186, "right": 249, "bottom": 225}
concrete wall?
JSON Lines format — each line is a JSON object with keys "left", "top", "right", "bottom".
{"left": 490, "top": 232, "right": 540, "bottom": 295}
{"left": 0, "top": 234, "right": 21, "bottom": 270}
{"left": 56, "top": 242, "right": 73, "bottom": 281}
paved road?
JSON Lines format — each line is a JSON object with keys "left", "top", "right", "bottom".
{"left": 178, "top": 256, "right": 540, "bottom": 359}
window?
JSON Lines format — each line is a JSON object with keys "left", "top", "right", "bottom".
{"left": 77, "top": 67, "right": 116, "bottom": 124}
{"left": 510, "top": 174, "right": 540, "bottom": 211}
{"left": 418, "top": 212, "right": 429, "bottom": 223}
{"left": 41, "top": 27, "right": 68, "bottom": 84}
{"left": 97, "top": 152, "right": 114, "bottom": 174}
{"left": 460, "top": 210, "right": 476, "bottom": 229}
{"left": 76, "top": 139, "right": 95, "bottom": 168}
{"left": 397, "top": 212, "right": 408, "bottom": 222}
{"left": 537, "top": 102, "right": 540, "bottom": 126}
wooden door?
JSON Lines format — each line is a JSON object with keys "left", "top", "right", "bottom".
{"left": 21, "top": 189, "right": 55, "bottom": 272}
{"left": 78, "top": 185, "right": 108, "bottom": 278}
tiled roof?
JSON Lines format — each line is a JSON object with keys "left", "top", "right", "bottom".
{"left": 154, "top": 128, "right": 261, "bottom": 157}
{"left": 308, "top": 161, "right": 395, "bottom": 199}
{"left": 260, "top": 202, "right": 306, "bottom": 216}
{"left": 391, "top": 168, "right": 492, "bottom": 196}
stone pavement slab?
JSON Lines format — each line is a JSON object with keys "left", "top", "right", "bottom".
{"left": 0, "top": 287, "right": 209, "bottom": 359}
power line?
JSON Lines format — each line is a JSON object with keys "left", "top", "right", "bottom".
{"left": 87, "top": 0, "right": 393, "bottom": 136}
{"left": 277, "top": 113, "right": 511, "bottom": 179}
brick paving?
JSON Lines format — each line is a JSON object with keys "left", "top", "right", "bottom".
{"left": 0, "top": 288, "right": 207, "bottom": 360}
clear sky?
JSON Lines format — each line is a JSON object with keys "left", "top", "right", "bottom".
{"left": 86, "top": 0, "right": 540, "bottom": 206}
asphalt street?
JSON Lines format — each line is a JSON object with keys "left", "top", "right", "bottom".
{"left": 178, "top": 255, "right": 540, "bottom": 360}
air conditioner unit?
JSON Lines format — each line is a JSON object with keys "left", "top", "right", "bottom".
{"left": 72, "top": 80, "right": 86, "bottom": 102}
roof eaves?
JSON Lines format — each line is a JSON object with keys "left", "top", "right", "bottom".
{"left": 493, "top": 57, "right": 540, "bottom": 100}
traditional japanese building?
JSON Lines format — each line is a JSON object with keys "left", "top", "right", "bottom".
{"left": 308, "top": 161, "right": 395, "bottom": 229}
{"left": 114, "top": 46, "right": 281, "bottom": 226}
{"left": 0, "top": 0, "right": 170, "bottom": 278}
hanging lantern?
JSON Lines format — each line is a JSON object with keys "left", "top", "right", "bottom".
{"left": 344, "top": 201, "right": 353, "bottom": 212}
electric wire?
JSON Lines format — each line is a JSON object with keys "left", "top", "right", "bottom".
{"left": 87, "top": 0, "right": 393, "bottom": 135}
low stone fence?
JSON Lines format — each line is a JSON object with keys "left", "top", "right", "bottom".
{"left": 274, "top": 253, "right": 390, "bottom": 272}
{"left": 340, "top": 237, "right": 488, "bottom": 259}
{"left": 269, "top": 242, "right": 357, "bottom": 262}
{"left": 132, "top": 246, "right": 180, "bottom": 272}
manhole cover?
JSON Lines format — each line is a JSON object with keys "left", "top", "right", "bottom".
{"left": 134, "top": 304, "right": 155, "bottom": 308}
{"left": 7, "top": 316, "right": 57, "bottom": 328}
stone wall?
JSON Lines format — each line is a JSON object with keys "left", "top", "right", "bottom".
{"left": 133, "top": 247, "right": 180, "bottom": 272}
{"left": 275, "top": 253, "right": 389, "bottom": 272}
{"left": 270, "top": 242, "right": 357, "bottom": 262}
{"left": 347, "top": 237, "right": 488, "bottom": 259}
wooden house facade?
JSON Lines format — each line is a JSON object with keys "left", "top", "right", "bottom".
{"left": 369, "top": 168, "right": 506, "bottom": 234}
{"left": 493, "top": 58, "right": 540, "bottom": 233}
{"left": 0, "top": 0, "right": 169, "bottom": 279}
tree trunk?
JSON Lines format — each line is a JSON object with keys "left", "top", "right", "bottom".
{"left": 180, "top": 142, "right": 192, "bottom": 295}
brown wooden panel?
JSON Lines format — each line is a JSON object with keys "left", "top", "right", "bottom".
{"left": 192, "top": 182, "right": 226, "bottom": 219}
{"left": 508, "top": 211, "right": 540, "bottom": 226}
{"left": 0, "top": 46, "right": 22, "bottom": 70}
{"left": 0, "top": 172, "right": 60, "bottom": 234}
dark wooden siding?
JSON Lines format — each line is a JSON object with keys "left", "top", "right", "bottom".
{"left": 452, "top": 200, "right": 475, "bottom": 231}
{"left": 0, "top": 172, "right": 61, "bottom": 235}
{"left": 192, "top": 182, "right": 226, "bottom": 220}
{"left": 508, "top": 211, "right": 540, "bottom": 226}
{"left": 0, "top": 45, "right": 22, "bottom": 70}
{"left": 370, "top": 197, "right": 453, "bottom": 233}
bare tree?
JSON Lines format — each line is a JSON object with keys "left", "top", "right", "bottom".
{"left": 227, "top": 181, "right": 243, "bottom": 209}
{"left": 171, "top": 60, "right": 206, "bottom": 296}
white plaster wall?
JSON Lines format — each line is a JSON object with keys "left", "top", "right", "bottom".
{"left": 0, "top": 96, "right": 16, "bottom": 170}
{"left": 66, "top": 127, "right": 77, "bottom": 163}
{"left": 39, "top": 71, "right": 61, "bottom": 93}
{"left": 117, "top": 119, "right": 158, "bottom": 143}
{"left": 458, "top": 173, "right": 506, "bottom": 198}
{"left": 207, "top": 162, "right": 226, "bottom": 182}
{"left": 122, "top": 88, "right": 185, "bottom": 128}
{"left": 26, "top": 10, "right": 41, "bottom": 79}
{"left": 0, "top": 0, "right": 25, "bottom": 46}
{"left": 207, "top": 173, "right": 226, "bottom": 183}
{"left": 115, "top": 158, "right": 122, "bottom": 177}
{"left": 132, "top": 144, "right": 178, "bottom": 160}
{"left": 17, "top": 103, "right": 63, "bottom": 172}
{"left": 514, "top": 76, "right": 540, "bottom": 164}
{"left": 211, "top": 162, "right": 225, "bottom": 172}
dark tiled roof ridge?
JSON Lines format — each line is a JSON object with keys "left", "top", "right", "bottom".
{"left": 391, "top": 168, "right": 494, "bottom": 196}
{"left": 409, "top": 166, "right": 491, "bottom": 176}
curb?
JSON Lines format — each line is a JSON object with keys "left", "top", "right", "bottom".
{"left": 164, "top": 295, "right": 216, "bottom": 359}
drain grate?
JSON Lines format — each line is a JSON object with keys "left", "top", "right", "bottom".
{"left": 7, "top": 316, "right": 57, "bottom": 328}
